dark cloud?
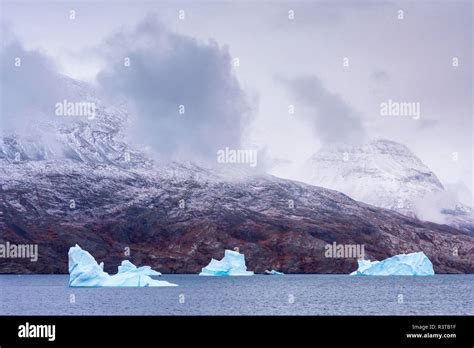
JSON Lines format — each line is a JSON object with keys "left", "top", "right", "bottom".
{"left": 96, "top": 16, "right": 251, "bottom": 164}
{"left": 283, "top": 75, "right": 366, "bottom": 146}
{"left": 0, "top": 31, "right": 62, "bottom": 135}
{"left": 0, "top": 27, "right": 73, "bottom": 159}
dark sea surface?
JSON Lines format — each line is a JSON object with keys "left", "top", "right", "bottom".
{"left": 0, "top": 274, "right": 472, "bottom": 315}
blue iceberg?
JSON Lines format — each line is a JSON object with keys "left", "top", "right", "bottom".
{"left": 350, "top": 251, "right": 434, "bottom": 276}
{"left": 199, "top": 249, "right": 254, "bottom": 276}
{"left": 68, "top": 244, "right": 177, "bottom": 287}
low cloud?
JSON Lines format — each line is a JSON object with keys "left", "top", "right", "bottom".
{"left": 414, "top": 191, "right": 458, "bottom": 224}
{"left": 0, "top": 27, "right": 70, "bottom": 159}
{"left": 1, "top": 31, "right": 60, "bottom": 135}
{"left": 282, "top": 75, "right": 366, "bottom": 146}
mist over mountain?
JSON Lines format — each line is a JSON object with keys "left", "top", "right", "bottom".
{"left": 1, "top": 78, "right": 473, "bottom": 274}
{"left": 1, "top": 6, "right": 473, "bottom": 276}
{"left": 297, "top": 139, "right": 474, "bottom": 233}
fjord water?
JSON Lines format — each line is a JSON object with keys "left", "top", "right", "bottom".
{"left": 0, "top": 275, "right": 472, "bottom": 315}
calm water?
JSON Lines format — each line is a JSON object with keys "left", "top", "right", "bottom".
{"left": 0, "top": 274, "right": 472, "bottom": 315}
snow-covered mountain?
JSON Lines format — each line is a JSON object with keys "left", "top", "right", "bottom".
{"left": 304, "top": 140, "right": 443, "bottom": 213}
{"left": 1, "top": 79, "right": 473, "bottom": 274}
{"left": 302, "top": 139, "right": 473, "bottom": 233}
{"left": 0, "top": 76, "right": 149, "bottom": 169}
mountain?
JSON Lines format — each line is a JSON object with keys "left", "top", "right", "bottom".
{"left": 0, "top": 76, "right": 149, "bottom": 169}
{"left": 302, "top": 139, "right": 474, "bottom": 233}
{"left": 1, "top": 79, "right": 473, "bottom": 274}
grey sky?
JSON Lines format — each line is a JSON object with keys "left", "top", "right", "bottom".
{"left": 1, "top": 0, "right": 472, "bottom": 199}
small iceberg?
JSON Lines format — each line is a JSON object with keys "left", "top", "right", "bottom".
{"left": 264, "top": 269, "right": 284, "bottom": 275}
{"left": 199, "top": 249, "right": 254, "bottom": 276}
{"left": 68, "top": 244, "right": 177, "bottom": 287}
{"left": 350, "top": 251, "right": 434, "bottom": 276}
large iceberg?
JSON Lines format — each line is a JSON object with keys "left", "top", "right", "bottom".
{"left": 199, "top": 249, "right": 254, "bottom": 276}
{"left": 350, "top": 251, "right": 434, "bottom": 276}
{"left": 68, "top": 244, "right": 177, "bottom": 287}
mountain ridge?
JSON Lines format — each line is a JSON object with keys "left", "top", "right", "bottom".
{"left": 302, "top": 139, "right": 474, "bottom": 233}
{"left": 1, "top": 78, "right": 473, "bottom": 274}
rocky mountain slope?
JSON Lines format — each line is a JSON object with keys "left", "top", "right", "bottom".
{"left": 1, "top": 157, "right": 473, "bottom": 274}
{"left": 1, "top": 79, "right": 473, "bottom": 274}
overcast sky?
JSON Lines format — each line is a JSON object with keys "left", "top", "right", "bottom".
{"left": 1, "top": 0, "right": 472, "bottom": 200}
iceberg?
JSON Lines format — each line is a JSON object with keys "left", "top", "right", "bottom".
{"left": 264, "top": 269, "right": 284, "bottom": 275}
{"left": 350, "top": 251, "right": 434, "bottom": 276}
{"left": 68, "top": 244, "right": 177, "bottom": 287}
{"left": 199, "top": 249, "right": 254, "bottom": 276}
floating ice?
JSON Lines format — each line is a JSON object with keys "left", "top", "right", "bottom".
{"left": 350, "top": 251, "right": 434, "bottom": 276}
{"left": 199, "top": 249, "right": 254, "bottom": 276}
{"left": 117, "top": 260, "right": 162, "bottom": 277}
{"left": 68, "top": 244, "right": 177, "bottom": 287}
{"left": 264, "top": 269, "right": 284, "bottom": 275}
